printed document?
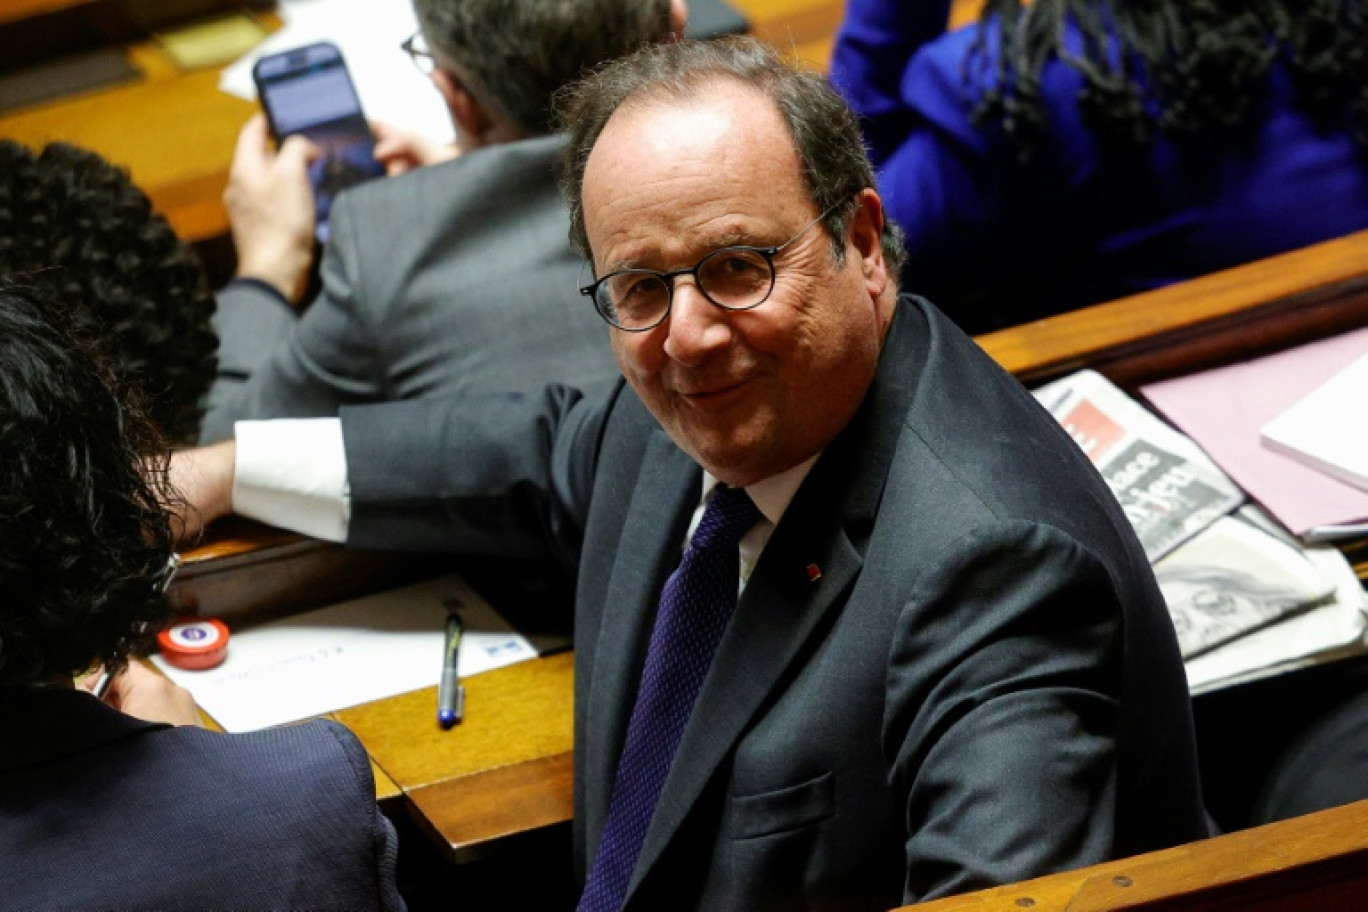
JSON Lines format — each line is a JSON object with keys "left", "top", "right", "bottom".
{"left": 152, "top": 573, "right": 537, "bottom": 732}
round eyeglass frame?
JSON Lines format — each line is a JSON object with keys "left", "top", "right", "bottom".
{"left": 401, "top": 33, "right": 435, "bottom": 75}
{"left": 579, "top": 200, "right": 844, "bottom": 332}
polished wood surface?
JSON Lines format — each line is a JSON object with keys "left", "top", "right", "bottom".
{"left": 978, "top": 228, "right": 1368, "bottom": 389}
{"left": 899, "top": 800, "right": 1368, "bottom": 911}
{"left": 335, "top": 651, "right": 575, "bottom": 862}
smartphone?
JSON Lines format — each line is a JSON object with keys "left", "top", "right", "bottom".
{"left": 252, "top": 41, "right": 384, "bottom": 243}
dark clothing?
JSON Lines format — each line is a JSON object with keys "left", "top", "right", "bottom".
{"left": 1, "top": 686, "right": 404, "bottom": 911}
{"left": 339, "top": 295, "right": 1207, "bottom": 908}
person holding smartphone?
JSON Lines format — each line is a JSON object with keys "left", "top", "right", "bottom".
{"left": 201, "top": 0, "right": 688, "bottom": 444}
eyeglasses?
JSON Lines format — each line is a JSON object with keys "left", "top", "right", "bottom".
{"left": 401, "top": 32, "right": 435, "bottom": 76}
{"left": 580, "top": 201, "right": 843, "bottom": 332}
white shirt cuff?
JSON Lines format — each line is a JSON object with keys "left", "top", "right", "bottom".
{"left": 232, "top": 418, "right": 350, "bottom": 543}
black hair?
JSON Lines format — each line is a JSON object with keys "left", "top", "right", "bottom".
{"left": 0, "top": 140, "right": 218, "bottom": 443}
{"left": 0, "top": 283, "right": 176, "bottom": 685}
{"left": 969, "top": 0, "right": 1368, "bottom": 158}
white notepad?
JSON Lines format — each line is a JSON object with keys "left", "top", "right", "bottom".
{"left": 1260, "top": 353, "right": 1368, "bottom": 492}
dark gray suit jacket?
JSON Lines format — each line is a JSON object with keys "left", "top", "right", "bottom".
{"left": 200, "top": 132, "right": 618, "bottom": 443}
{"left": 1, "top": 686, "right": 404, "bottom": 911}
{"left": 340, "top": 296, "right": 1208, "bottom": 909}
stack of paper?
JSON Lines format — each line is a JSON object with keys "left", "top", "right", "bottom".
{"left": 1260, "top": 353, "right": 1368, "bottom": 493}
{"left": 1034, "top": 370, "right": 1368, "bottom": 693}
{"left": 1141, "top": 327, "right": 1368, "bottom": 539}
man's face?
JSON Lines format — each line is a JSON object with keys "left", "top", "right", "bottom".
{"left": 581, "top": 80, "right": 894, "bottom": 487}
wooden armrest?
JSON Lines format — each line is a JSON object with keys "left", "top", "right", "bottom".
{"left": 977, "top": 228, "right": 1368, "bottom": 389}
{"left": 899, "top": 800, "right": 1368, "bottom": 911}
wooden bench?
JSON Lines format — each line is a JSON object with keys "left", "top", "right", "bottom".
{"left": 899, "top": 799, "right": 1368, "bottom": 911}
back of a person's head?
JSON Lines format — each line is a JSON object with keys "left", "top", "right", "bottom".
{"left": 0, "top": 140, "right": 217, "bottom": 444}
{"left": 0, "top": 284, "right": 173, "bottom": 687}
{"left": 413, "top": 0, "right": 675, "bottom": 137}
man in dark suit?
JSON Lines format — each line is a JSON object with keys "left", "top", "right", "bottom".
{"left": 176, "top": 36, "right": 1208, "bottom": 910}
{"left": 200, "top": 0, "right": 687, "bottom": 443}
{"left": 0, "top": 287, "right": 403, "bottom": 911}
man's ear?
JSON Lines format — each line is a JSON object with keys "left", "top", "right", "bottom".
{"left": 848, "top": 187, "right": 890, "bottom": 297}
{"left": 433, "top": 69, "right": 494, "bottom": 149}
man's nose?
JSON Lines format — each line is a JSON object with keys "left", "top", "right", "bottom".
{"left": 662, "top": 278, "right": 731, "bottom": 365}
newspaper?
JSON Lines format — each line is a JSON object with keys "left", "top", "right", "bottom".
{"left": 1153, "top": 508, "right": 1337, "bottom": 659}
{"left": 1185, "top": 508, "right": 1368, "bottom": 694}
{"left": 1033, "top": 370, "right": 1245, "bottom": 562}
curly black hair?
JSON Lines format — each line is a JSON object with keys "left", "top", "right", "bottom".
{"left": 0, "top": 283, "right": 176, "bottom": 686}
{"left": 0, "top": 140, "right": 218, "bottom": 444}
{"left": 968, "top": 0, "right": 1368, "bottom": 158}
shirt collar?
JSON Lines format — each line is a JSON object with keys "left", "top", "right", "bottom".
{"left": 701, "top": 453, "right": 820, "bottom": 528}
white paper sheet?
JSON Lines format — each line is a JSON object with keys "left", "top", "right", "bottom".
{"left": 152, "top": 573, "right": 537, "bottom": 731}
{"left": 220, "top": 0, "right": 454, "bottom": 144}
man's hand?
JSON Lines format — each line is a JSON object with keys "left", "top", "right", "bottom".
{"left": 225, "top": 113, "right": 320, "bottom": 305}
{"left": 82, "top": 663, "right": 201, "bottom": 727}
{"left": 168, "top": 441, "right": 237, "bottom": 546}
{"left": 371, "top": 120, "right": 460, "bottom": 176}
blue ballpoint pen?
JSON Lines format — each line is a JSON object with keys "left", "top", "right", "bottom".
{"left": 437, "top": 611, "right": 466, "bottom": 728}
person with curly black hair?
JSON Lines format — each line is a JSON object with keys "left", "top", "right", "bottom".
{"left": 0, "top": 140, "right": 218, "bottom": 443}
{"left": 831, "top": 0, "right": 1368, "bottom": 334}
{"left": 0, "top": 285, "right": 404, "bottom": 910}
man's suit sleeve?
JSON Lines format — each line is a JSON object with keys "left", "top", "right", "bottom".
{"left": 341, "top": 383, "right": 616, "bottom": 573}
{"left": 885, "top": 520, "right": 1124, "bottom": 902}
{"left": 199, "top": 193, "right": 384, "bottom": 443}
{"left": 200, "top": 279, "right": 298, "bottom": 443}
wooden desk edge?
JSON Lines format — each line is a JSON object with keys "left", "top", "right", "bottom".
{"left": 899, "top": 799, "right": 1368, "bottom": 911}
{"left": 977, "top": 229, "right": 1368, "bottom": 386}
{"left": 404, "top": 750, "right": 575, "bottom": 865}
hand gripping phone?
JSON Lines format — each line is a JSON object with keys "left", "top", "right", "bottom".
{"left": 252, "top": 41, "right": 384, "bottom": 242}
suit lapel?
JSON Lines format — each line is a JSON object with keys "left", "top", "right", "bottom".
{"left": 627, "top": 502, "right": 865, "bottom": 898}
{"left": 622, "top": 302, "right": 924, "bottom": 902}
{"left": 582, "top": 429, "right": 701, "bottom": 853}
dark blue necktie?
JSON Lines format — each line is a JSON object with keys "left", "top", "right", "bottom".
{"left": 578, "top": 484, "right": 761, "bottom": 912}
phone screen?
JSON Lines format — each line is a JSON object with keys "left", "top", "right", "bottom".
{"left": 254, "top": 43, "right": 384, "bottom": 242}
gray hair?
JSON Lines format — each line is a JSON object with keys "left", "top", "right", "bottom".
{"left": 413, "top": 0, "right": 674, "bottom": 137}
{"left": 555, "top": 36, "right": 906, "bottom": 275}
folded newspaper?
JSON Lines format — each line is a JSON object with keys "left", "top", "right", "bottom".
{"left": 1033, "top": 370, "right": 1244, "bottom": 562}
{"left": 1033, "top": 371, "right": 1366, "bottom": 683}
{"left": 1153, "top": 508, "right": 1336, "bottom": 659}
{"left": 1183, "top": 506, "right": 1367, "bottom": 693}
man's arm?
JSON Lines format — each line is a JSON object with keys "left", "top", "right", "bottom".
{"left": 887, "top": 521, "right": 1127, "bottom": 902}
{"left": 829, "top": 0, "right": 955, "bottom": 166}
{"left": 177, "top": 384, "right": 617, "bottom": 571}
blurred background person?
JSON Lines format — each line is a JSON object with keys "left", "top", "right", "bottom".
{"left": 0, "top": 140, "right": 218, "bottom": 444}
{"left": 0, "top": 283, "right": 404, "bottom": 910}
{"left": 200, "top": 0, "right": 687, "bottom": 443}
{"left": 831, "top": 0, "right": 1368, "bottom": 334}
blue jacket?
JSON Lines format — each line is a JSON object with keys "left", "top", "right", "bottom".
{"left": 831, "top": 0, "right": 1368, "bottom": 333}
{"left": 1, "top": 686, "right": 405, "bottom": 911}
